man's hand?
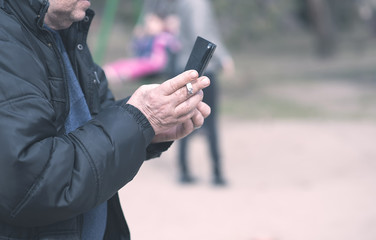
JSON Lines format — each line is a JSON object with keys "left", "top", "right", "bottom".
{"left": 127, "top": 70, "right": 211, "bottom": 142}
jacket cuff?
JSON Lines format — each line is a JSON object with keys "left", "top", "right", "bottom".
{"left": 120, "top": 102, "right": 173, "bottom": 159}
{"left": 121, "top": 103, "right": 154, "bottom": 143}
{"left": 146, "top": 141, "right": 174, "bottom": 160}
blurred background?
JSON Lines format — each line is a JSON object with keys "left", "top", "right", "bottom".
{"left": 89, "top": 0, "right": 376, "bottom": 239}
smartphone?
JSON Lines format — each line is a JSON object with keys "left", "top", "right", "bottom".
{"left": 184, "top": 36, "right": 217, "bottom": 76}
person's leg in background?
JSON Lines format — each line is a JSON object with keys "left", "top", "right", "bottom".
{"left": 178, "top": 135, "right": 196, "bottom": 183}
{"left": 203, "top": 72, "right": 226, "bottom": 186}
{"left": 177, "top": 71, "right": 226, "bottom": 185}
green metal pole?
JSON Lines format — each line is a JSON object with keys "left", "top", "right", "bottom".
{"left": 133, "top": 0, "right": 143, "bottom": 24}
{"left": 93, "top": 0, "right": 120, "bottom": 65}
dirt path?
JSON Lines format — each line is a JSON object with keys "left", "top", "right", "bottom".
{"left": 119, "top": 118, "right": 376, "bottom": 240}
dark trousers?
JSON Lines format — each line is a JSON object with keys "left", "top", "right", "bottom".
{"left": 178, "top": 71, "right": 223, "bottom": 179}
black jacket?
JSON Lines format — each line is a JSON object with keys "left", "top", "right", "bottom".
{"left": 0, "top": 0, "right": 170, "bottom": 239}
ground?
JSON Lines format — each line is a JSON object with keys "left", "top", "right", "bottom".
{"left": 119, "top": 118, "right": 376, "bottom": 240}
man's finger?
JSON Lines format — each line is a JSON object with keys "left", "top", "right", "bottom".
{"left": 160, "top": 70, "right": 198, "bottom": 95}
{"left": 190, "top": 109, "right": 205, "bottom": 129}
{"left": 174, "top": 89, "right": 205, "bottom": 117}
{"left": 197, "top": 101, "right": 211, "bottom": 119}
{"left": 170, "top": 76, "right": 210, "bottom": 107}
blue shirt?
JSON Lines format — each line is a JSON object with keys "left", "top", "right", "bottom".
{"left": 48, "top": 28, "right": 107, "bottom": 240}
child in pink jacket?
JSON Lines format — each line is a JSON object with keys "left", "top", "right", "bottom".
{"left": 104, "top": 13, "right": 180, "bottom": 84}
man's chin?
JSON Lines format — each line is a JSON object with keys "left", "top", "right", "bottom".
{"left": 75, "top": 1, "right": 91, "bottom": 21}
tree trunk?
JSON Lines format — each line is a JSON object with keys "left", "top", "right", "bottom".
{"left": 306, "top": 0, "right": 337, "bottom": 57}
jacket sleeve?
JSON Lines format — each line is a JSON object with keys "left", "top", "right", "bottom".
{"left": 94, "top": 63, "right": 173, "bottom": 160}
{"left": 0, "top": 36, "right": 165, "bottom": 227}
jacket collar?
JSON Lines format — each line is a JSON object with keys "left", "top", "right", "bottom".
{"left": 4, "top": 0, "right": 49, "bottom": 31}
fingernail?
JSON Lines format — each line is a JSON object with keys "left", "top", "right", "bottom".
{"left": 201, "top": 77, "right": 210, "bottom": 85}
{"left": 190, "top": 70, "right": 198, "bottom": 78}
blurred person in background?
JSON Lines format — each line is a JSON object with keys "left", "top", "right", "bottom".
{"left": 0, "top": 0, "right": 210, "bottom": 239}
{"left": 103, "top": 12, "right": 181, "bottom": 83}
{"left": 142, "top": 0, "right": 235, "bottom": 186}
